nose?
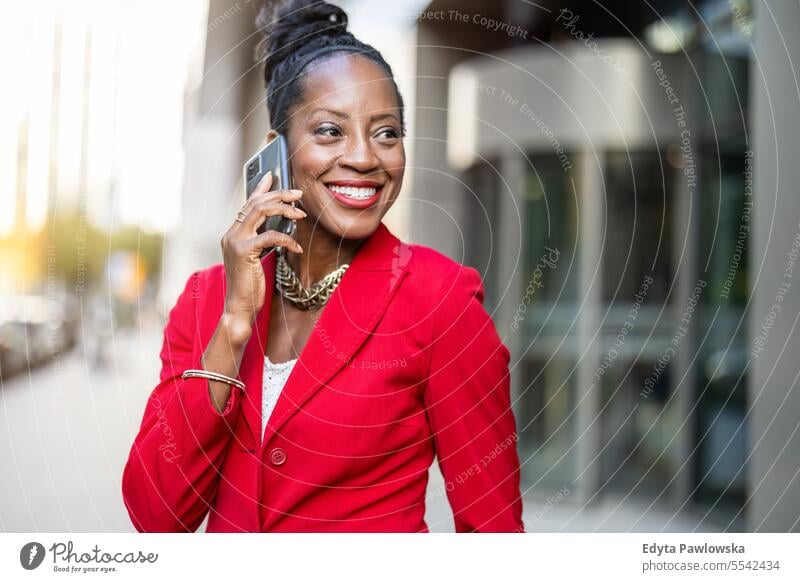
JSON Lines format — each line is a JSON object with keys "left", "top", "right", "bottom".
{"left": 338, "top": 133, "right": 379, "bottom": 173}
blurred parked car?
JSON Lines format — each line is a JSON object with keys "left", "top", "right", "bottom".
{"left": 0, "top": 294, "right": 79, "bottom": 380}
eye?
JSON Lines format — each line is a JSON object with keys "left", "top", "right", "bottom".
{"left": 376, "top": 127, "right": 400, "bottom": 140}
{"left": 314, "top": 124, "right": 342, "bottom": 138}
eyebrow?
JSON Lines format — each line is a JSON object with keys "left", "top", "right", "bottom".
{"left": 310, "top": 108, "right": 400, "bottom": 123}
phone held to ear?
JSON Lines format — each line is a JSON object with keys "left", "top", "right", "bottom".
{"left": 243, "top": 134, "right": 296, "bottom": 259}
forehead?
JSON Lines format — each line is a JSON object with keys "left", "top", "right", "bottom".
{"left": 298, "top": 53, "right": 399, "bottom": 116}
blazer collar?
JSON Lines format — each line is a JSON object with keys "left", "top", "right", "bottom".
{"left": 236, "top": 222, "right": 413, "bottom": 450}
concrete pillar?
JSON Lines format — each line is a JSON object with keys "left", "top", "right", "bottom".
{"left": 748, "top": 0, "right": 800, "bottom": 532}
{"left": 672, "top": 160, "right": 699, "bottom": 507}
{"left": 573, "top": 150, "right": 604, "bottom": 503}
{"left": 409, "top": 25, "right": 470, "bottom": 260}
{"left": 162, "top": 0, "right": 261, "bottom": 304}
{"left": 498, "top": 154, "right": 527, "bottom": 404}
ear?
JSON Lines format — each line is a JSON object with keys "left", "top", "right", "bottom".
{"left": 266, "top": 129, "right": 279, "bottom": 142}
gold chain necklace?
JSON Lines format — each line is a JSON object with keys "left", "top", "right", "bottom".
{"left": 274, "top": 248, "right": 349, "bottom": 310}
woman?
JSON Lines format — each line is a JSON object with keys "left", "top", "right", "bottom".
{"left": 122, "top": 0, "right": 524, "bottom": 533}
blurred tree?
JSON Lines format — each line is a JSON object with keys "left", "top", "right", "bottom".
{"left": 3, "top": 213, "right": 166, "bottom": 296}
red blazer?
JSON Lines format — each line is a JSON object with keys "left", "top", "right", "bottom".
{"left": 122, "top": 222, "right": 524, "bottom": 532}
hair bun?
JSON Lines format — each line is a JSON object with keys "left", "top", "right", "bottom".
{"left": 256, "top": 0, "right": 350, "bottom": 87}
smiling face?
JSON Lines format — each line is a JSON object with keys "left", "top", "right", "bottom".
{"left": 275, "top": 53, "right": 405, "bottom": 241}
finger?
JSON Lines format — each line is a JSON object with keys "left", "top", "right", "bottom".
{"left": 231, "top": 210, "right": 249, "bottom": 229}
{"left": 244, "top": 187, "right": 303, "bottom": 211}
{"left": 251, "top": 230, "right": 303, "bottom": 254}
{"left": 239, "top": 171, "right": 272, "bottom": 212}
{"left": 241, "top": 193, "right": 305, "bottom": 232}
{"left": 256, "top": 170, "right": 274, "bottom": 195}
{"left": 237, "top": 171, "right": 274, "bottom": 216}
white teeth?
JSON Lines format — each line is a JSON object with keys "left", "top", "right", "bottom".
{"left": 328, "top": 185, "right": 378, "bottom": 199}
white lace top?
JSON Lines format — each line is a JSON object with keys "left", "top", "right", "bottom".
{"left": 262, "top": 355, "right": 298, "bottom": 443}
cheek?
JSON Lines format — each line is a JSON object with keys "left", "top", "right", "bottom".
{"left": 388, "top": 146, "right": 406, "bottom": 172}
{"left": 289, "top": 138, "right": 336, "bottom": 185}
{"left": 385, "top": 150, "right": 406, "bottom": 183}
{"left": 295, "top": 169, "right": 336, "bottom": 215}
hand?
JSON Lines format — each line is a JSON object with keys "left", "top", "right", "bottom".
{"left": 220, "top": 171, "right": 307, "bottom": 325}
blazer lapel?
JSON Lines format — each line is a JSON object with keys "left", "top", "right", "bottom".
{"left": 259, "top": 222, "right": 412, "bottom": 450}
{"left": 237, "top": 250, "right": 278, "bottom": 450}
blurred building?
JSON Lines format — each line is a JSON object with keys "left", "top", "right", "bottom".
{"left": 0, "top": 0, "right": 207, "bottom": 335}
{"left": 408, "top": 0, "right": 800, "bottom": 533}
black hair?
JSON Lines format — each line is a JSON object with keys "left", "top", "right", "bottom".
{"left": 255, "top": 0, "right": 406, "bottom": 135}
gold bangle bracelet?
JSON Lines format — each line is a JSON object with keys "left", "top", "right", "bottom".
{"left": 181, "top": 369, "right": 246, "bottom": 391}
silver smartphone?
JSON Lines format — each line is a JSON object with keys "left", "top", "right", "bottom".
{"left": 243, "top": 134, "right": 296, "bottom": 258}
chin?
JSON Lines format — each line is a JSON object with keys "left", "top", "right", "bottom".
{"left": 321, "top": 215, "right": 382, "bottom": 241}
{"left": 315, "top": 200, "right": 395, "bottom": 242}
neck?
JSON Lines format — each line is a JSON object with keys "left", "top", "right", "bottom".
{"left": 283, "top": 221, "right": 364, "bottom": 287}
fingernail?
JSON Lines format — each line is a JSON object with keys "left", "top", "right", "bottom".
{"left": 291, "top": 189, "right": 303, "bottom": 195}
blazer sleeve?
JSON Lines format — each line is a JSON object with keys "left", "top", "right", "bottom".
{"left": 423, "top": 264, "right": 525, "bottom": 532}
{"left": 121, "top": 269, "right": 243, "bottom": 532}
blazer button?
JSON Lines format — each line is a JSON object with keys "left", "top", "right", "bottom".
{"left": 269, "top": 447, "right": 287, "bottom": 466}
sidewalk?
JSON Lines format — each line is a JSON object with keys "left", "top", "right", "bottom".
{"left": 0, "top": 326, "right": 162, "bottom": 532}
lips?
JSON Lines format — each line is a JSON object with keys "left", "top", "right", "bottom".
{"left": 324, "top": 180, "right": 384, "bottom": 210}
